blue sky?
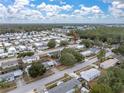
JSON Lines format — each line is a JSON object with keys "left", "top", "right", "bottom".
{"left": 0, "top": 0, "right": 124, "bottom": 23}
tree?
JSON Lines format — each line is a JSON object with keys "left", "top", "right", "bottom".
{"left": 28, "top": 62, "right": 46, "bottom": 78}
{"left": 118, "top": 44, "right": 124, "bottom": 55}
{"left": 47, "top": 39, "right": 56, "bottom": 48}
{"left": 73, "top": 85, "right": 80, "bottom": 93}
{"left": 60, "top": 53, "right": 76, "bottom": 66}
{"left": 62, "top": 48, "right": 84, "bottom": 62}
{"left": 91, "top": 83, "right": 113, "bottom": 93}
{"left": 76, "top": 27, "right": 124, "bottom": 44}
{"left": 17, "top": 51, "right": 34, "bottom": 58}
{"left": 80, "top": 39, "right": 94, "bottom": 48}
{"left": 94, "top": 38, "right": 103, "bottom": 47}
{"left": 18, "top": 62, "right": 26, "bottom": 70}
{"left": 0, "top": 80, "right": 10, "bottom": 88}
{"left": 98, "top": 67, "right": 124, "bottom": 93}
{"left": 107, "top": 38, "right": 113, "bottom": 44}
{"left": 60, "top": 40, "right": 68, "bottom": 46}
{"left": 97, "top": 49, "right": 106, "bottom": 62}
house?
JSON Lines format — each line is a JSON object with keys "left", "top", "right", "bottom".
{"left": 80, "top": 50, "right": 93, "bottom": 57}
{"left": 76, "top": 45, "right": 85, "bottom": 49}
{"left": 0, "top": 70, "right": 23, "bottom": 82}
{"left": 0, "top": 60, "right": 18, "bottom": 69}
{"left": 105, "top": 51, "right": 114, "bottom": 58}
{"left": 47, "top": 79, "right": 81, "bottom": 93}
{"left": 90, "top": 48, "right": 100, "bottom": 54}
{"left": 0, "top": 42, "right": 3, "bottom": 47}
{"left": 7, "top": 46, "right": 17, "bottom": 55}
{"left": 0, "top": 48, "right": 4, "bottom": 54}
{"left": 18, "top": 45, "right": 27, "bottom": 52}
{"left": 47, "top": 48, "right": 63, "bottom": 56}
{"left": 3, "top": 42, "right": 12, "bottom": 47}
{"left": 13, "top": 70, "right": 23, "bottom": 78}
{"left": 0, "top": 72, "right": 15, "bottom": 82}
{"left": 100, "top": 58, "right": 119, "bottom": 69}
{"left": 42, "top": 61, "right": 57, "bottom": 69}
{"left": 0, "top": 53, "right": 8, "bottom": 58}
{"left": 22, "top": 55, "right": 40, "bottom": 64}
{"left": 80, "top": 68, "right": 101, "bottom": 82}
{"left": 34, "top": 42, "right": 43, "bottom": 49}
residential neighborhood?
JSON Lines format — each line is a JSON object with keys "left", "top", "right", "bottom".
{"left": 0, "top": 0, "right": 124, "bottom": 93}
{"left": 0, "top": 24, "right": 123, "bottom": 93}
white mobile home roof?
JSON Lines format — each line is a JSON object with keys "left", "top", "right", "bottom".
{"left": 100, "top": 58, "right": 119, "bottom": 69}
{"left": 80, "top": 68, "right": 101, "bottom": 81}
{"left": 80, "top": 50, "right": 93, "bottom": 56}
{"left": 76, "top": 45, "right": 85, "bottom": 49}
{"left": 0, "top": 48, "right": 4, "bottom": 54}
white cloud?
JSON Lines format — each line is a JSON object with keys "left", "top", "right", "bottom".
{"left": 109, "top": 1, "right": 124, "bottom": 17}
{"left": 1, "top": 0, "right": 44, "bottom": 22}
{"left": 37, "top": 2, "right": 72, "bottom": 13}
{"left": 0, "top": 0, "right": 124, "bottom": 23}
{"left": 0, "top": 3, "right": 8, "bottom": 19}
{"left": 74, "top": 5, "right": 103, "bottom": 16}
{"left": 103, "top": 0, "right": 124, "bottom": 3}
{"left": 49, "top": 0, "right": 54, "bottom": 2}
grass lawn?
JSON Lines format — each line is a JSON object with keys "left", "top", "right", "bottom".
{"left": 56, "top": 65, "right": 71, "bottom": 71}
{"left": 45, "top": 73, "right": 72, "bottom": 90}
{"left": 74, "top": 66, "right": 92, "bottom": 75}
{"left": 0, "top": 82, "right": 16, "bottom": 93}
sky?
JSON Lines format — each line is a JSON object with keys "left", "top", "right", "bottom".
{"left": 0, "top": 0, "right": 124, "bottom": 23}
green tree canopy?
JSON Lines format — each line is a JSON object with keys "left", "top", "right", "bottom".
{"left": 17, "top": 51, "right": 34, "bottom": 58}
{"left": 47, "top": 39, "right": 56, "bottom": 48}
{"left": 97, "top": 49, "right": 106, "bottom": 62}
{"left": 118, "top": 44, "right": 124, "bottom": 55}
{"left": 80, "top": 39, "right": 94, "bottom": 48}
{"left": 60, "top": 40, "right": 68, "bottom": 46}
{"left": 28, "top": 62, "right": 46, "bottom": 78}
{"left": 60, "top": 53, "right": 76, "bottom": 66}
{"left": 62, "top": 48, "right": 84, "bottom": 62}
{"left": 91, "top": 83, "right": 113, "bottom": 93}
{"left": 98, "top": 67, "right": 124, "bottom": 93}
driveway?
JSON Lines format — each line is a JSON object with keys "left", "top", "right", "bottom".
{"left": 15, "top": 77, "right": 26, "bottom": 88}
{"left": 8, "top": 57, "right": 98, "bottom": 93}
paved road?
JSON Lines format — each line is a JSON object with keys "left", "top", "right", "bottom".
{"left": 8, "top": 57, "right": 98, "bottom": 93}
